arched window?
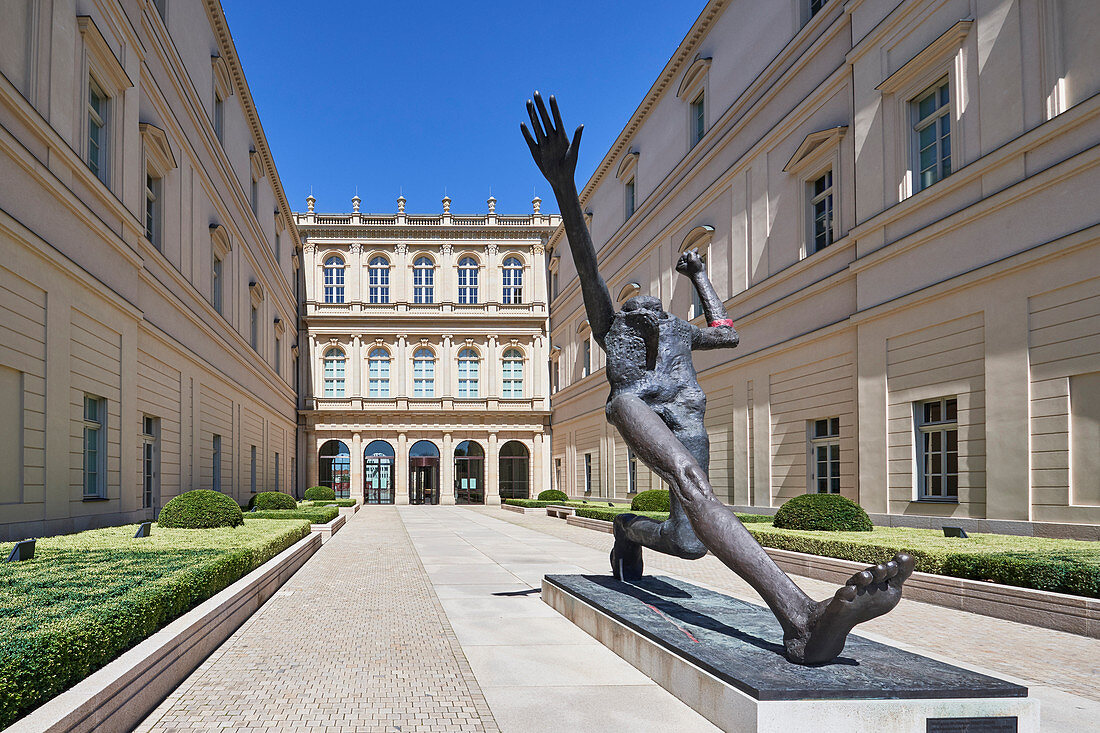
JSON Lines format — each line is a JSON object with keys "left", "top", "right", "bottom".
{"left": 368, "top": 347, "right": 390, "bottom": 397}
{"left": 368, "top": 256, "right": 390, "bottom": 304}
{"left": 412, "top": 347, "right": 435, "bottom": 396}
{"left": 413, "top": 256, "right": 434, "bottom": 304}
{"left": 457, "top": 257, "right": 479, "bottom": 304}
{"left": 502, "top": 257, "right": 523, "bottom": 304}
{"left": 323, "top": 256, "right": 345, "bottom": 303}
{"left": 502, "top": 348, "right": 523, "bottom": 398}
{"left": 323, "top": 347, "right": 346, "bottom": 397}
{"left": 457, "top": 347, "right": 480, "bottom": 398}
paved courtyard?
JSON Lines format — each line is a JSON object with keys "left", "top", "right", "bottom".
{"left": 137, "top": 506, "right": 1100, "bottom": 732}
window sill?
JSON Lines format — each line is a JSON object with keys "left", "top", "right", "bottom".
{"left": 913, "top": 497, "right": 959, "bottom": 504}
{"left": 82, "top": 497, "right": 110, "bottom": 502}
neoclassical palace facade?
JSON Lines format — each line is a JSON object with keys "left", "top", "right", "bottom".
{"left": 548, "top": 0, "right": 1100, "bottom": 536}
{"left": 294, "top": 197, "right": 559, "bottom": 505}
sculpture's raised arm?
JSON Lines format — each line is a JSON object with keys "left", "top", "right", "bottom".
{"left": 676, "top": 249, "right": 739, "bottom": 351}
{"left": 522, "top": 92, "right": 614, "bottom": 346}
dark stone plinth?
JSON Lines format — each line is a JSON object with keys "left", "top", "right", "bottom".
{"left": 544, "top": 574, "right": 1027, "bottom": 702}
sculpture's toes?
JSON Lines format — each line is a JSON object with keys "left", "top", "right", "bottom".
{"left": 869, "top": 563, "right": 890, "bottom": 583}
{"left": 894, "top": 553, "right": 915, "bottom": 580}
{"left": 834, "top": 584, "right": 858, "bottom": 602}
{"left": 848, "top": 569, "right": 874, "bottom": 587}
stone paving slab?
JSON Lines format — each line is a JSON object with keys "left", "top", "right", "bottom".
{"left": 135, "top": 508, "right": 498, "bottom": 733}
{"left": 470, "top": 505, "right": 1100, "bottom": 733}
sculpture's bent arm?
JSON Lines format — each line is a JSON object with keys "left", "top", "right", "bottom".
{"left": 676, "top": 249, "right": 739, "bottom": 350}
{"left": 522, "top": 93, "right": 614, "bottom": 345}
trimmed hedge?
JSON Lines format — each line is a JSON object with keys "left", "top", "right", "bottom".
{"left": 772, "top": 493, "right": 872, "bottom": 532}
{"left": 305, "top": 499, "right": 357, "bottom": 507}
{"left": 575, "top": 506, "right": 771, "bottom": 525}
{"left": 249, "top": 506, "right": 339, "bottom": 524}
{"left": 0, "top": 520, "right": 310, "bottom": 728}
{"left": 304, "top": 485, "right": 336, "bottom": 501}
{"left": 537, "top": 489, "right": 568, "bottom": 502}
{"left": 248, "top": 491, "right": 297, "bottom": 511}
{"left": 744, "top": 524, "right": 1100, "bottom": 598}
{"left": 631, "top": 489, "right": 671, "bottom": 512}
{"left": 158, "top": 490, "right": 243, "bottom": 529}
{"left": 503, "top": 499, "right": 561, "bottom": 508}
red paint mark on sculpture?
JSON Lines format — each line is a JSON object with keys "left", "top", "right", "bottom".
{"left": 644, "top": 602, "right": 700, "bottom": 643}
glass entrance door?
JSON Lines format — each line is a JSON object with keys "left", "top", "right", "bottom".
{"left": 454, "top": 440, "right": 484, "bottom": 504}
{"left": 364, "top": 440, "right": 395, "bottom": 505}
{"left": 410, "top": 461, "right": 439, "bottom": 505}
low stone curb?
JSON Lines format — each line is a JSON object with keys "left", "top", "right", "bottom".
{"left": 547, "top": 504, "right": 576, "bottom": 519}
{"left": 556, "top": 515, "right": 1100, "bottom": 638}
{"left": 311, "top": 513, "right": 346, "bottom": 543}
{"left": 500, "top": 503, "right": 545, "bottom": 515}
{"left": 8, "top": 531, "right": 322, "bottom": 733}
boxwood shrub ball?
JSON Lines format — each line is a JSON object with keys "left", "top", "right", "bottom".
{"left": 772, "top": 494, "right": 873, "bottom": 532}
{"left": 537, "top": 489, "right": 568, "bottom": 502}
{"left": 304, "top": 485, "right": 336, "bottom": 501}
{"left": 158, "top": 489, "right": 243, "bottom": 529}
{"left": 630, "top": 489, "right": 671, "bottom": 513}
{"left": 247, "top": 491, "right": 297, "bottom": 511}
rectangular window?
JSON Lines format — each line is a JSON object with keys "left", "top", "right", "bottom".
{"left": 809, "top": 0, "right": 828, "bottom": 18}
{"left": 913, "top": 79, "right": 952, "bottom": 192}
{"left": 250, "top": 303, "right": 259, "bottom": 350}
{"left": 275, "top": 227, "right": 281, "bottom": 263}
{"left": 145, "top": 172, "right": 162, "bottom": 249}
{"left": 83, "top": 395, "right": 105, "bottom": 498}
{"left": 627, "top": 449, "right": 638, "bottom": 494}
{"left": 916, "top": 397, "right": 959, "bottom": 500}
{"left": 808, "top": 417, "right": 840, "bottom": 494}
{"left": 274, "top": 452, "right": 280, "bottom": 492}
{"left": 690, "top": 252, "right": 707, "bottom": 319}
{"left": 87, "top": 78, "right": 108, "bottom": 184}
{"left": 214, "top": 91, "right": 225, "bottom": 142}
{"left": 584, "top": 453, "right": 593, "bottom": 494}
{"left": 142, "top": 416, "right": 159, "bottom": 509}
{"left": 250, "top": 176, "right": 259, "bottom": 214}
{"left": 555, "top": 458, "right": 562, "bottom": 494}
{"left": 809, "top": 170, "right": 834, "bottom": 254}
{"left": 323, "top": 355, "right": 345, "bottom": 398}
{"left": 582, "top": 338, "right": 591, "bottom": 377}
{"left": 413, "top": 266, "right": 434, "bottom": 304}
{"left": 250, "top": 445, "right": 257, "bottom": 494}
{"left": 369, "top": 264, "right": 390, "bottom": 304}
{"left": 212, "top": 255, "right": 223, "bottom": 314}
{"left": 413, "top": 357, "right": 435, "bottom": 397}
{"left": 690, "top": 92, "right": 705, "bottom": 147}
{"left": 212, "top": 434, "right": 222, "bottom": 492}
{"left": 457, "top": 357, "right": 478, "bottom": 398}
{"left": 625, "top": 178, "right": 636, "bottom": 219}
{"left": 551, "top": 359, "right": 559, "bottom": 394}
{"left": 1070, "top": 373, "right": 1100, "bottom": 506}
{"left": 274, "top": 332, "right": 281, "bottom": 376}
{"left": 551, "top": 270, "right": 559, "bottom": 300}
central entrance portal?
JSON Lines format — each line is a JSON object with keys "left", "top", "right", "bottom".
{"left": 364, "top": 440, "right": 395, "bottom": 504}
{"left": 409, "top": 440, "right": 440, "bottom": 505}
{"left": 454, "top": 440, "right": 485, "bottom": 504}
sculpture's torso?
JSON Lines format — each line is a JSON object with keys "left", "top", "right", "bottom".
{"left": 603, "top": 310, "right": 705, "bottom": 434}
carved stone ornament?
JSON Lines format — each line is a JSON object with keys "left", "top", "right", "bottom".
{"left": 395, "top": 243, "right": 408, "bottom": 256}
{"left": 349, "top": 242, "right": 362, "bottom": 255}
{"left": 440, "top": 243, "right": 453, "bottom": 256}
{"left": 486, "top": 243, "right": 499, "bottom": 256}
{"left": 303, "top": 242, "right": 315, "bottom": 254}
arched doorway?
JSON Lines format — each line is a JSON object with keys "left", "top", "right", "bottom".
{"left": 454, "top": 441, "right": 485, "bottom": 504}
{"left": 409, "top": 440, "right": 440, "bottom": 505}
{"left": 319, "top": 440, "right": 351, "bottom": 499}
{"left": 499, "top": 441, "right": 530, "bottom": 500}
{"left": 364, "top": 440, "right": 395, "bottom": 504}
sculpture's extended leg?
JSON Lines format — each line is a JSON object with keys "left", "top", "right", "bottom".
{"left": 607, "top": 392, "right": 915, "bottom": 663}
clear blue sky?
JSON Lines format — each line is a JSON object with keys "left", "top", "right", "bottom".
{"left": 222, "top": 1, "right": 702, "bottom": 216}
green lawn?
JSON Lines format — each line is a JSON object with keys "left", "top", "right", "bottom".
{"left": 0, "top": 519, "right": 311, "bottom": 728}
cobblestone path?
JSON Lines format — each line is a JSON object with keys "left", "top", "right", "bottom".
{"left": 136, "top": 507, "right": 497, "bottom": 733}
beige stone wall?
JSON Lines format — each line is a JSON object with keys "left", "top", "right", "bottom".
{"left": 547, "top": 0, "right": 1100, "bottom": 529}
{"left": 0, "top": 1, "right": 299, "bottom": 540}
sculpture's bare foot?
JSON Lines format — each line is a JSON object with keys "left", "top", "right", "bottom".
{"left": 611, "top": 514, "right": 644, "bottom": 581}
{"left": 784, "top": 553, "right": 915, "bottom": 664}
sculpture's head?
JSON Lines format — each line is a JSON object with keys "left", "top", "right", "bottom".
{"left": 622, "top": 295, "right": 664, "bottom": 316}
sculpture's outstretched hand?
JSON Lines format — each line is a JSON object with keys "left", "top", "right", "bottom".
{"left": 676, "top": 248, "right": 706, "bottom": 277}
{"left": 521, "top": 91, "right": 584, "bottom": 192}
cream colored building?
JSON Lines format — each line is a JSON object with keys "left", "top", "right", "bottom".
{"left": 548, "top": 0, "right": 1100, "bottom": 536}
{"left": 294, "top": 196, "right": 558, "bottom": 505}
{"left": 0, "top": 0, "right": 300, "bottom": 540}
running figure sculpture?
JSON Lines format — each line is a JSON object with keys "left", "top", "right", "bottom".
{"left": 522, "top": 92, "right": 915, "bottom": 664}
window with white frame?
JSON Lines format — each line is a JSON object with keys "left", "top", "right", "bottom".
{"left": 249, "top": 302, "right": 259, "bottom": 350}
{"left": 627, "top": 449, "right": 638, "bottom": 493}
{"left": 83, "top": 394, "right": 106, "bottom": 498}
{"left": 551, "top": 356, "right": 559, "bottom": 394}
{"left": 368, "top": 347, "right": 390, "bottom": 397}
{"left": 808, "top": 417, "right": 840, "bottom": 494}
{"left": 145, "top": 171, "right": 162, "bottom": 249}
{"left": 413, "top": 348, "right": 435, "bottom": 396}
{"left": 555, "top": 457, "right": 562, "bottom": 493}
{"left": 323, "top": 256, "right": 345, "bottom": 303}
{"left": 458, "top": 257, "right": 479, "bottom": 304}
{"left": 141, "top": 415, "right": 159, "bottom": 509}
{"left": 502, "top": 257, "right": 523, "bottom": 304}
{"left": 274, "top": 452, "right": 280, "bottom": 492}
{"left": 551, "top": 269, "right": 559, "bottom": 300}
{"left": 913, "top": 78, "right": 952, "bottom": 192}
{"left": 690, "top": 251, "right": 708, "bottom": 320}
{"left": 916, "top": 397, "right": 958, "bottom": 500}
{"left": 212, "top": 255, "right": 223, "bottom": 314}
{"left": 584, "top": 453, "right": 593, "bottom": 493}
{"left": 214, "top": 90, "right": 224, "bottom": 142}
{"left": 250, "top": 175, "right": 259, "bottom": 214}
{"left": 250, "top": 445, "right": 257, "bottom": 494}
{"left": 323, "top": 347, "right": 346, "bottom": 397}
{"left": 274, "top": 330, "right": 281, "bottom": 376}
{"left": 413, "top": 257, "right": 434, "bottom": 304}
{"left": 368, "top": 256, "right": 390, "bottom": 303}
{"left": 809, "top": 170, "right": 834, "bottom": 254}
{"left": 457, "top": 348, "right": 479, "bottom": 397}
{"left": 502, "top": 348, "right": 523, "bottom": 398}
{"left": 625, "top": 178, "right": 636, "bottom": 219}
{"left": 274, "top": 219, "right": 282, "bottom": 263}
{"left": 582, "top": 337, "right": 591, "bottom": 377}
{"left": 87, "top": 77, "right": 109, "bottom": 183}
{"left": 690, "top": 91, "right": 706, "bottom": 148}
{"left": 212, "top": 434, "right": 222, "bottom": 492}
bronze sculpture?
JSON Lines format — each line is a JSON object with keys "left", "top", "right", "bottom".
{"left": 522, "top": 92, "right": 914, "bottom": 664}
